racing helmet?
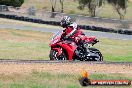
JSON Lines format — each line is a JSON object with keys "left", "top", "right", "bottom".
{"left": 60, "top": 16, "right": 76, "bottom": 28}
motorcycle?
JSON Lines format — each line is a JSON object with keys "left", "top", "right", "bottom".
{"left": 49, "top": 31, "right": 103, "bottom": 61}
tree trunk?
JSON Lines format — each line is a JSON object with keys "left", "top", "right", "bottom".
{"left": 52, "top": 6, "right": 55, "bottom": 12}
{"left": 61, "top": 2, "right": 64, "bottom": 13}
{"left": 50, "top": 0, "right": 57, "bottom": 18}
{"left": 88, "top": 4, "right": 96, "bottom": 17}
{"left": 92, "top": 9, "right": 96, "bottom": 17}
{"left": 116, "top": 8, "right": 125, "bottom": 20}
{"left": 51, "top": 6, "right": 56, "bottom": 18}
{"left": 60, "top": 0, "right": 64, "bottom": 13}
{"left": 90, "top": 10, "right": 96, "bottom": 17}
{"left": 119, "top": 14, "right": 124, "bottom": 20}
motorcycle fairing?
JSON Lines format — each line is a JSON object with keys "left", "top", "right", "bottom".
{"left": 57, "top": 42, "right": 77, "bottom": 61}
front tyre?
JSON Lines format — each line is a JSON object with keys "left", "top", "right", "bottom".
{"left": 49, "top": 50, "right": 58, "bottom": 60}
{"left": 49, "top": 50, "right": 67, "bottom": 60}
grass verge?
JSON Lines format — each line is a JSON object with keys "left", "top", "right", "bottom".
{"left": 0, "top": 71, "right": 131, "bottom": 88}
{"left": 0, "top": 28, "right": 52, "bottom": 60}
{"left": 0, "top": 28, "right": 131, "bottom": 62}
{"left": 95, "top": 38, "right": 132, "bottom": 62}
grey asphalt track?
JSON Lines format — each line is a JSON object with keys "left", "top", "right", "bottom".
{"left": 0, "top": 24, "right": 132, "bottom": 40}
{"left": 0, "top": 59, "right": 132, "bottom": 65}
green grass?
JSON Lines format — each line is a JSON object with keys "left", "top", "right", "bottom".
{"left": 0, "top": 71, "right": 131, "bottom": 88}
{"left": 22, "top": 0, "right": 132, "bottom": 20}
{"left": 94, "top": 38, "right": 132, "bottom": 62}
{"left": 0, "top": 28, "right": 52, "bottom": 60}
{"left": 0, "top": 28, "right": 131, "bottom": 62}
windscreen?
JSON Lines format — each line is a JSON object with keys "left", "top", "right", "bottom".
{"left": 51, "top": 31, "right": 62, "bottom": 40}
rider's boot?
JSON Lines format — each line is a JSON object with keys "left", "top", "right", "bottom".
{"left": 75, "top": 47, "right": 85, "bottom": 60}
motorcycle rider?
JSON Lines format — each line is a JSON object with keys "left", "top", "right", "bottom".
{"left": 60, "top": 16, "right": 83, "bottom": 44}
{"left": 60, "top": 16, "right": 88, "bottom": 59}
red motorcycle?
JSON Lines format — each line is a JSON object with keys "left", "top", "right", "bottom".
{"left": 49, "top": 31, "right": 103, "bottom": 61}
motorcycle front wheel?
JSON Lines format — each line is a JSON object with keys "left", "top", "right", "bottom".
{"left": 49, "top": 50, "right": 67, "bottom": 60}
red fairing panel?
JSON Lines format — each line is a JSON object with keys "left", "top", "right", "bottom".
{"left": 58, "top": 42, "right": 77, "bottom": 61}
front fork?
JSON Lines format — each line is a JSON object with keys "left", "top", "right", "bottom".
{"left": 51, "top": 48, "right": 62, "bottom": 56}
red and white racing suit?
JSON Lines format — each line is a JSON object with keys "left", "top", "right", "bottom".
{"left": 62, "top": 23, "right": 89, "bottom": 59}
{"left": 62, "top": 26, "right": 84, "bottom": 45}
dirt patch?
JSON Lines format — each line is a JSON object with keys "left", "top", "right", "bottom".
{"left": 0, "top": 63, "right": 131, "bottom": 77}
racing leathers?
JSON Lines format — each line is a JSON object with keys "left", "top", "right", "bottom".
{"left": 61, "top": 22, "right": 84, "bottom": 44}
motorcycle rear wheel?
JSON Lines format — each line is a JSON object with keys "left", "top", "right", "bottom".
{"left": 85, "top": 48, "right": 103, "bottom": 61}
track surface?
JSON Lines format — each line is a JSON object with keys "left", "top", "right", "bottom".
{"left": 0, "top": 59, "right": 132, "bottom": 65}
{"left": 0, "top": 24, "right": 132, "bottom": 40}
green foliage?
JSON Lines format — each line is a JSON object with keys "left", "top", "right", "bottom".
{"left": 0, "top": 0, "right": 24, "bottom": 7}
{"left": 77, "top": 0, "right": 104, "bottom": 17}
{"left": 77, "top": 0, "right": 128, "bottom": 19}
{"left": 107, "top": 0, "right": 128, "bottom": 19}
{"left": 107, "top": 0, "right": 128, "bottom": 10}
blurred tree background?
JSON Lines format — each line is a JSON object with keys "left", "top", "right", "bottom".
{"left": 0, "top": 0, "right": 131, "bottom": 20}
{"left": 77, "top": 0, "right": 128, "bottom": 19}
{"left": 0, "top": 0, "right": 24, "bottom": 7}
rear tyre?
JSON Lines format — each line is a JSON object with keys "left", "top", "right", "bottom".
{"left": 49, "top": 50, "right": 67, "bottom": 60}
{"left": 87, "top": 48, "right": 103, "bottom": 61}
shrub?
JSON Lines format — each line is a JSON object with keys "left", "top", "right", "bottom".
{"left": 0, "top": 0, "right": 24, "bottom": 7}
